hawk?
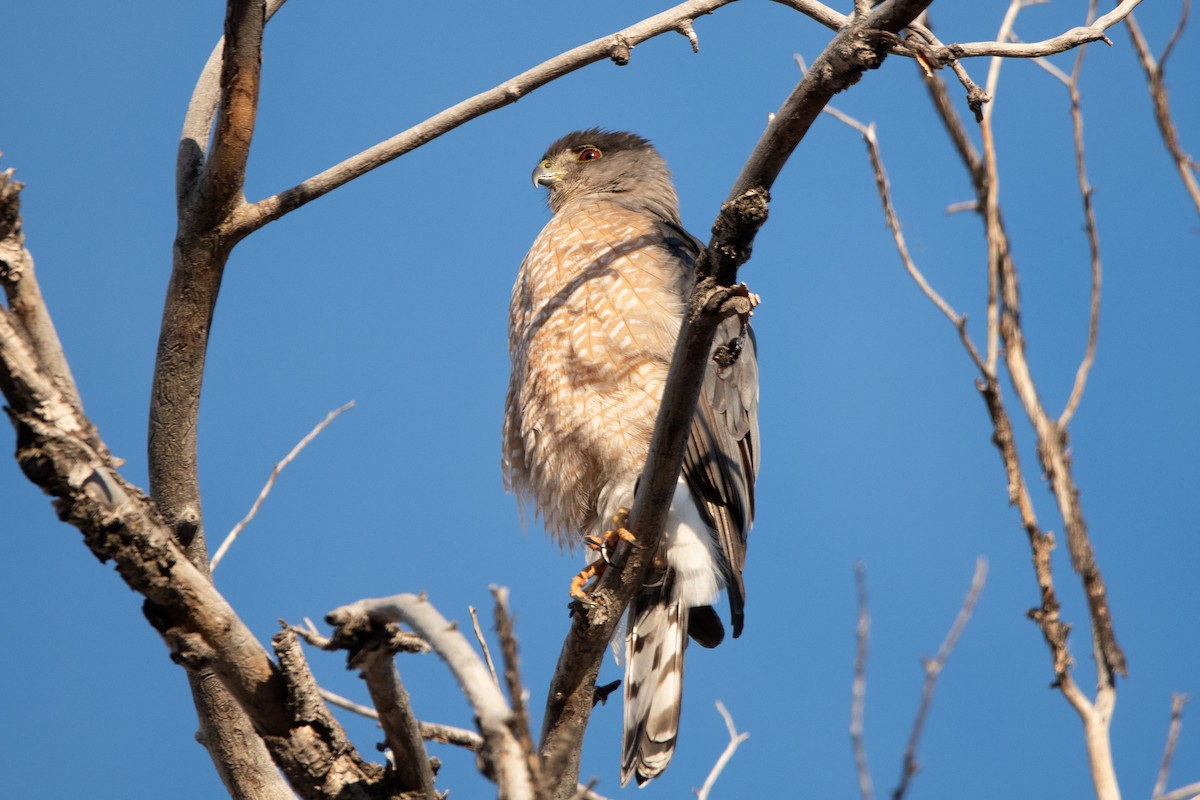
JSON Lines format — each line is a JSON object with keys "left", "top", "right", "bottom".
{"left": 502, "top": 129, "right": 759, "bottom": 786}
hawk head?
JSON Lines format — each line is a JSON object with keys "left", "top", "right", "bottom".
{"left": 531, "top": 129, "right": 680, "bottom": 222}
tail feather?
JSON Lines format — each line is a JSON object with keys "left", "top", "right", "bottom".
{"left": 621, "top": 584, "right": 688, "bottom": 787}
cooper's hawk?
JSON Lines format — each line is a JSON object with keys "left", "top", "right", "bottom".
{"left": 502, "top": 129, "right": 759, "bottom": 786}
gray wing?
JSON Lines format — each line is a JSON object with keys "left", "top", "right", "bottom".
{"left": 661, "top": 221, "right": 760, "bottom": 639}
{"left": 684, "top": 314, "right": 758, "bottom": 638}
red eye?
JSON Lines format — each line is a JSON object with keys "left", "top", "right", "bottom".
{"left": 578, "top": 147, "right": 602, "bottom": 161}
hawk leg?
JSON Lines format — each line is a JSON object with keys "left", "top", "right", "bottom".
{"left": 570, "top": 508, "right": 640, "bottom": 601}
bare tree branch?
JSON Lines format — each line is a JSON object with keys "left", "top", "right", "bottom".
{"left": 318, "top": 686, "right": 490, "bottom": 752}
{"left": 210, "top": 401, "right": 355, "bottom": 571}
{"left": 1125, "top": 6, "right": 1200, "bottom": 214}
{"left": 326, "top": 594, "right": 537, "bottom": 800}
{"left": 911, "top": 12, "right": 1125, "bottom": 794}
{"left": 1153, "top": 694, "right": 1193, "bottom": 800}
{"left": 355, "top": 647, "right": 438, "bottom": 798}
{"left": 810, "top": 94, "right": 988, "bottom": 374}
{"left": 1158, "top": 784, "right": 1200, "bottom": 800}
{"left": 1047, "top": 2, "right": 1103, "bottom": 429}
{"left": 931, "top": 0, "right": 1141, "bottom": 60}
{"left": 469, "top": 605, "right": 502, "bottom": 688}
{"left": 0, "top": 172, "right": 88, "bottom": 425}
{"left": 233, "top": 0, "right": 743, "bottom": 235}
{"left": 892, "top": 558, "right": 988, "bottom": 800}
{"left": 0, "top": 308, "right": 393, "bottom": 799}
{"left": 851, "top": 563, "right": 874, "bottom": 800}
{"left": 694, "top": 702, "right": 750, "bottom": 800}
{"left": 200, "top": 0, "right": 265, "bottom": 223}
{"left": 492, "top": 587, "right": 545, "bottom": 800}
{"left": 178, "top": 0, "right": 288, "bottom": 202}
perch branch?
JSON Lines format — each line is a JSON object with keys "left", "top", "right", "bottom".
{"left": 537, "top": 5, "right": 935, "bottom": 796}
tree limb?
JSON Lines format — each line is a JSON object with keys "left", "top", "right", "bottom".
{"left": 327, "top": 594, "right": 538, "bottom": 800}
{"left": 233, "top": 0, "right": 743, "bottom": 236}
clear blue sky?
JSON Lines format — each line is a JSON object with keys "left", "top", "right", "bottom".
{"left": 5, "top": 2, "right": 1198, "bottom": 797}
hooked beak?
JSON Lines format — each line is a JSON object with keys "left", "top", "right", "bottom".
{"left": 531, "top": 160, "right": 562, "bottom": 189}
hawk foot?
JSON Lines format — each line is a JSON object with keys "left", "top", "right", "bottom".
{"left": 569, "top": 560, "right": 605, "bottom": 604}
{"left": 603, "top": 507, "right": 641, "bottom": 549}
{"left": 571, "top": 508, "right": 640, "bottom": 602}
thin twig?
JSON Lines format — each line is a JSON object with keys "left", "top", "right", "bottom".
{"left": 892, "top": 558, "right": 988, "bottom": 800}
{"left": 1061, "top": 2, "right": 1102, "bottom": 428}
{"left": 318, "top": 686, "right": 488, "bottom": 751}
{"left": 320, "top": 686, "right": 381, "bottom": 720}
{"left": 1153, "top": 694, "right": 1190, "bottom": 799}
{"left": 1159, "top": 784, "right": 1200, "bottom": 800}
{"left": 1125, "top": 6, "right": 1200, "bottom": 214}
{"left": 815, "top": 100, "right": 987, "bottom": 374}
{"left": 1160, "top": 0, "right": 1191, "bottom": 68}
{"left": 492, "top": 586, "right": 544, "bottom": 799}
{"left": 469, "top": 605, "right": 501, "bottom": 688}
{"left": 1020, "top": 24, "right": 1103, "bottom": 429}
{"left": 770, "top": 0, "right": 1142, "bottom": 63}
{"left": 695, "top": 702, "right": 750, "bottom": 800}
{"left": 567, "top": 780, "right": 611, "bottom": 800}
{"left": 210, "top": 401, "right": 354, "bottom": 571}
{"left": 851, "top": 563, "right": 874, "bottom": 800}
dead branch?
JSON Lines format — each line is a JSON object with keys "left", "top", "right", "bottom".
{"left": 356, "top": 648, "right": 438, "bottom": 798}
{"left": 1125, "top": 5, "right": 1200, "bottom": 214}
{"left": 892, "top": 559, "right": 988, "bottom": 800}
{"left": 469, "top": 605, "right": 501, "bottom": 688}
{"left": 0, "top": 172, "right": 88, "bottom": 426}
{"left": 851, "top": 564, "right": 874, "bottom": 800}
{"left": 326, "top": 593, "right": 537, "bottom": 800}
{"left": 0, "top": 293, "right": 393, "bottom": 800}
{"left": 233, "top": 0, "right": 744, "bottom": 235}
{"left": 492, "top": 587, "right": 545, "bottom": 799}
{"left": 1153, "top": 694, "right": 1195, "bottom": 800}
{"left": 152, "top": 5, "right": 285, "bottom": 787}
{"left": 694, "top": 702, "right": 750, "bottom": 800}
{"left": 318, "top": 686, "right": 488, "bottom": 752}
{"left": 909, "top": 6, "right": 1124, "bottom": 794}
{"left": 210, "top": 401, "right": 354, "bottom": 571}
{"left": 932, "top": 0, "right": 1142, "bottom": 60}
{"left": 810, "top": 93, "right": 987, "bottom": 373}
